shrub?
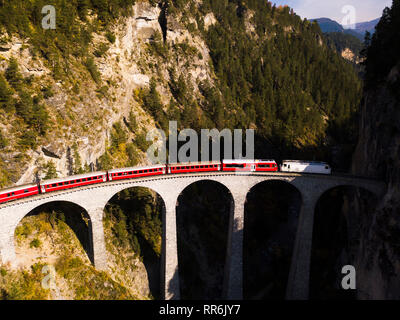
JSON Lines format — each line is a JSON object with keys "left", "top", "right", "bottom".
{"left": 30, "top": 238, "right": 41, "bottom": 248}
{"left": 5, "top": 58, "right": 22, "bottom": 90}
{"left": 94, "top": 42, "right": 110, "bottom": 57}
{"left": 44, "top": 160, "right": 58, "bottom": 179}
{"left": 41, "top": 85, "right": 54, "bottom": 98}
{"left": 111, "top": 122, "right": 127, "bottom": 150}
{"left": 0, "top": 73, "right": 13, "bottom": 111}
{"left": 0, "top": 130, "right": 8, "bottom": 149}
{"left": 105, "top": 31, "right": 116, "bottom": 44}
{"left": 84, "top": 57, "right": 101, "bottom": 84}
{"left": 18, "top": 130, "right": 37, "bottom": 150}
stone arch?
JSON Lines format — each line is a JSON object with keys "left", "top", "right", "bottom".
{"left": 13, "top": 200, "right": 95, "bottom": 267}
{"left": 243, "top": 179, "right": 304, "bottom": 299}
{"left": 102, "top": 185, "right": 167, "bottom": 300}
{"left": 310, "top": 184, "right": 379, "bottom": 299}
{"left": 176, "top": 179, "right": 234, "bottom": 299}
{"left": 246, "top": 178, "right": 304, "bottom": 205}
{"left": 317, "top": 181, "right": 383, "bottom": 201}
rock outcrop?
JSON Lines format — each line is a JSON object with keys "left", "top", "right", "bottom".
{"left": 349, "top": 64, "right": 400, "bottom": 299}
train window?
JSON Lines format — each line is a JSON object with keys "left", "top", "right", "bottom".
{"left": 24, "top": 189, "right": 29, "bottom": 193}
{"left": 7, "top": 193, "right": 10, "bottom": 197}
{"left": 225, "top": 164, "right": 244, "bottom": 168}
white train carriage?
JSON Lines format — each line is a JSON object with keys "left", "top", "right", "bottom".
{"left": 280, "top": 160, "right": 332, "bottom": 175}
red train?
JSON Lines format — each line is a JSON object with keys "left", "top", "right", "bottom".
{"left": 0, "top": 159, "right": 278, "bottom": 205}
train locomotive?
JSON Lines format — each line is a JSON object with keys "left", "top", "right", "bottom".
{"left": 0, "top": 159, "right": 331, "bottom": 204}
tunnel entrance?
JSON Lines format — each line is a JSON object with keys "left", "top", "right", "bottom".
{"left": 310, "top": 186, "right": 378, "bottom": 300}
{"left": 14, "top": 201, "right": 94, "bottom": 267}
{"left": 176, "top": 180, "right": 231, "bottom": 300}
{"left": 104, "top": 187, "right": 164, "bottom": 300}
{"left": 244, "top": 180, "right": 302, "bottom": 300}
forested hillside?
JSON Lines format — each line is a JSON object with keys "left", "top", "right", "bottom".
{"left": 323, "top": 32, "right": 363, "bottom": 62}
{"left": 0, "top": 0, "right": 363, "bottom": 188}
{"left": 0, "top": 0, "right": 374, "bottom": 301}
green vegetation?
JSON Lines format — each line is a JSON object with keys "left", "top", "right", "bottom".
{"left": 201, "top": 1, "right": 361, "bottom": 152}
{"left": 104, "top": 188, "right": 162, "bottom": 258}
{"left": 0, "top": 130, "right": 7, "bottom": 149}
{"left": 4, "top": 210, "right": 140, "bottom": 300}
{"left": 30, "top": 238, "right": 42, "bottom": 248}
{"left": 0, "top": 58, "right": 49, "bottom": 152}
{"left": 323, "top": 32, "right": 363, "bottom": 59}
{"left": 84, "top": 57, "right": 101, "bottom": 84}
{"left": 44, "top": 160, "right": 58, "bottom": 179}
{"left": 72, "top": 143, "right": 84, "bottom": 174}
{"left": 0, "top": 264, "right": 50, "bottom": 300}
{"left": 362, "top": 0, "right": 400, "bottom": 91}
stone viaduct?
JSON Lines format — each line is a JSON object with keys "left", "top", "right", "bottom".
{"left": 0, "top": 172, "right": 386, "bottom": 300}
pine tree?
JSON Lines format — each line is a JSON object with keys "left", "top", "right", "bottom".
{"left": 0, "top": 74, "right": 13, "bottom": 111}
{"left": 44, "top": 160, "right": 58, "bottom": 179}
{"left": 5, "top": 58, "right": 22, "bottom": 91}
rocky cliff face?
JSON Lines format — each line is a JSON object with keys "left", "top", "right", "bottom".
{"left": 350, "top": 63, "right": 400, "bottom": 299}
{"left": 0, "top": 1, "right": 215, "bottom": 186}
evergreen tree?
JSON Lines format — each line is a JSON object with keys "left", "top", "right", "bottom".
{"left": 0, "top": 130, "right": 7, "bottom": 149}
{"left": 5, "top": 58, "right": 22, "bottom": 91}
{"left": 44, "top": 160, "right": 58, "bottom": 179}
{"left": 0, "top": 74, "right": 13, "bottom": 111}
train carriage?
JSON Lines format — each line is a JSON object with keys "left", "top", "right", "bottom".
{"left": 222, "top": 159, "right": 278, "bottom": 172}
{"left": 254, "top": 159, "right": 279, "bottom": 172}
{"left": 0, "top": 183, "right": 39, "bottom": 204}
{"left": 41, "top": 171, "right": 107, "bottom": 193}
{"left": 108, "top": 165, "right": 166, "bottom": 181}
{"left": 168, "top": 161, "right": 221, "bottom": 174}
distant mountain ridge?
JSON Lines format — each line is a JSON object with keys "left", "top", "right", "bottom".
{"left": 311, "top": 17, "right": 380, "bottom": 40}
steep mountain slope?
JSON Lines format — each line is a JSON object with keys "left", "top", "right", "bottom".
{"left": 323, "top": 32, "right": 363, "bottom": 63}
{"left": 0, "top": 0, "right": 374, "bottom": 301}
{"left": 0, "top": 0, "right": 362, "bottom": 188}
{"left": 346, "top": 1, "right": 400, "bottom": 299}
{"left": 311, "top": 18, "right": 344, "bottom": 33}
